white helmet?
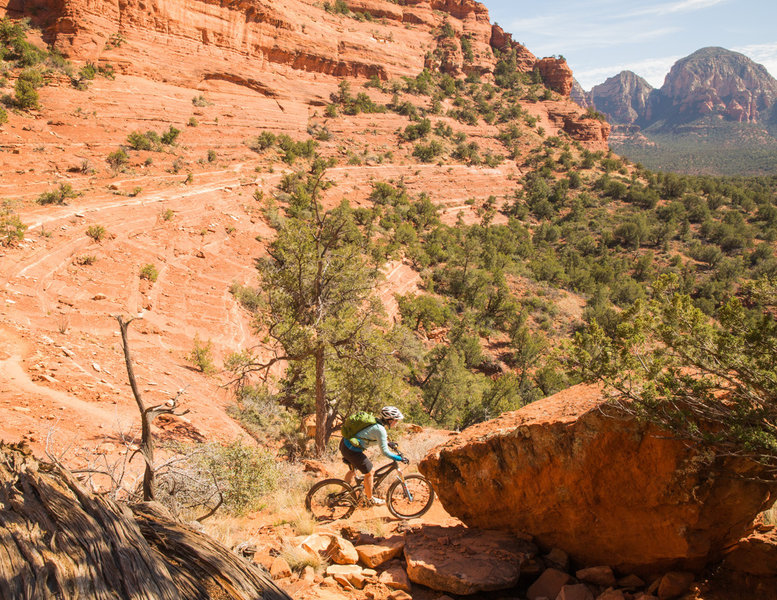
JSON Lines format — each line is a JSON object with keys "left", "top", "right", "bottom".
{"left": 380, "top": 406, "right": 404, "bottom": 421}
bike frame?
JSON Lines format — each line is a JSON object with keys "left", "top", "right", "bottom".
{"left": 354, "top": 460, "right": 407, "bottom": 497}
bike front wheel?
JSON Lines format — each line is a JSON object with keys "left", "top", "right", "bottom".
{"left": 386, "top": 474, "right": 435, "bottom": 519}
{"left": 306, "top": 479, "right": 356, "bottom": 522}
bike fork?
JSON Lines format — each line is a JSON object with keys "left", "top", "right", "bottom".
{"left": 394, "top": 473, "right": 414, "bottom": 502}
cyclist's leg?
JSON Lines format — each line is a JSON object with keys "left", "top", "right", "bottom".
{"left": 339, "top": 439, "right": 371, "bottom": 486}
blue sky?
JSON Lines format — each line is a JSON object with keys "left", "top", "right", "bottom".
{"left": 479, "top": 0, "right": 777, "bottom": 90}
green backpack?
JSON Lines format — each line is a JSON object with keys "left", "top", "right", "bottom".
{"left": 342, "top": 411, "right": 377, "bottom": 448}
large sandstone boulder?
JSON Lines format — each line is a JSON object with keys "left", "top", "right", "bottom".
{"left": 419, "top": 384, "right": 777, "bottom": 576}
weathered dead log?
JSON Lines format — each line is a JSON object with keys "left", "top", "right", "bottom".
{"left": 0, "top": 443, "right": 291, "bottom": 600}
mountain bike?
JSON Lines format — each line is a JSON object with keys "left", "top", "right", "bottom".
{"left": 305, "top": 450, "right": 435, "bottom": 521}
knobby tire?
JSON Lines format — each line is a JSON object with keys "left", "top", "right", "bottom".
{"left": 305, "top": 478, "right": 356, "bottom": 522}
{"left": 386, "top": 474, "right": 435, "bottom": 519}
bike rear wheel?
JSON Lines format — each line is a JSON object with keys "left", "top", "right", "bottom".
{"left": 386, "top": 474, "right": 435, "bottom": 519}
{"left": 306, "top": 479, "right": 356, "bottom": 521}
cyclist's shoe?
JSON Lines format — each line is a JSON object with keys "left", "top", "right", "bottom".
{"left": 366, "top": 497, "right": 385, "bottom": 506}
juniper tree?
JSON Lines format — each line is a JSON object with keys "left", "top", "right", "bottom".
{"left": 230, "top": 159, "right": 405, "bottom": 454}
{"left": 572, "top": 274, "right": 777, "bottom": 478}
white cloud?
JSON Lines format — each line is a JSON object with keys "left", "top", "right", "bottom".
{"left": 733, "top": 42, "right": 777, "bottom": 80}
{"left": 574, "top": 41, "right": 777, "bottom": 89}
{"left": 625, "top": 0, "right": 727, "bottom": 17}
{"left": 574, "top": 55, "right": 683, "bottom": 90}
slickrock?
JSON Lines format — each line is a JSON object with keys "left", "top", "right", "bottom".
{"left": 419, "top": 384, "right": 777, "bottom": 576}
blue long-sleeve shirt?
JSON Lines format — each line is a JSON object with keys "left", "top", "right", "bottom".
{"left": 350, "top": 423, "right": 402, "bottom": 461}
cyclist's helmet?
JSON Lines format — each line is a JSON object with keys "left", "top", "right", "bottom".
{"left": 380, "top": 406, "right": 404, "bottom": 421}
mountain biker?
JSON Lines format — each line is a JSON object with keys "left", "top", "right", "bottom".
{"left": 339, "top": 406, "right": 408, "bottom": 506}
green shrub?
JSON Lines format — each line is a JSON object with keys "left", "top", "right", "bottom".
{"left": 412, "top": 140, "right": 444, "bottom": 162}
{"left": 189, "top": 334, "right": 216, "bottom": 373}
{"left": 0, "top": 200, "right": 27, "bottom": 246}
{"left": 107, "top": 147, "right": 129, "bottom": 170}
{"left": 161, "top": 125, "right": 180, "bottom": 145}
{"left": 196, "top": 440, "right": 283, "bottom": 514}
{"left": 207, "top": 149, "right": 217, "bottom": 162}
{"left": 74, "top": 254, "right": 97, "bottom": 266}
{"left": 85, "top": 224, "right": 106, "bottom": 242}
{"left": 323, "top": 0, "right": 349, "bottom": 15}
{"left": 0, "top": 106, "right": 7, "bottom": 126}
{"left": 14, "top": 77, "right": 38, "bottom": 109}
{"left": 246, "top": 131, "right": 276, "bottom": 152}
{"left": 78, "top": 62, "right": 97, "bottom": 80}
{"left": 229, "top": 282, "right": 262, "bottom": 313}
{"left": 126, "top": 130, "right": 159, "bottom": 151}
{"left": 37, "top": 183, "right": 79, "bottom": 205}
{"left": 192, "top": 94, "right": 212, "bottom": 107}
{"left": 139, "top": 263, "right": 159, "bottom": 282}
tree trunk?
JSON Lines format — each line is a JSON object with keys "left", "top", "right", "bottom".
{"left": 116, "top": 316, "right": 155, "bottom": 501}
{"left": 0, "top": 443, "right": 291, "bottom": 600}
{"left": 314, "top": 344, "right": 327, "bottom": 455}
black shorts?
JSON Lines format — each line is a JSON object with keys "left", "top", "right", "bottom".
{"left": 339, "top": 438, "right": 372, "bottom": 474}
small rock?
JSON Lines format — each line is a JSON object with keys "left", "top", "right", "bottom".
{"left": 596, "top": 590, "right": 626, "bottom": 600}
{"left": 269, "top": 556, "right": 292, "bottom": 580}
{"left": 195, "top": 250, "right": 206, "bottom": 258}
{"left": 545, "top": 548, "right": 570, "bottom": 571}
{"left": 300, "top": 533, "right": 333, "bottom": 557}
{"left": 356, "top": 536, "right": 405, "bottom": 568}
{"left": 379, "top": 562, "right": 411, "bottom": 592}
{"left": 527, "top": 568, "right": 573, "bottom": 600}
{"left": 389, "top": 592, "right": 412, "bottom": 600}
{"left": 302, "top": 565, "right": 315, "bottom": 582}
{"left": 657, "top": 572, "right": 694, "bottom": 600}
{"left": 617, "top": 574, "right": 645, "bottom": 589}
{"left": 558, "top": 583, "right": 595, "bottom": 600}
{"left": 61, "top": 347, "right": 75, "bottom": 358}
{"left": 327, "top": 564, "right": 364, "bottom": 589}
{"left": 93, "top": 293, "right": 107, "bottom": 300}
{"left": 92, "top": 363, "right": 102, "bottom": 372}
{"left": 576, "top": 566, "right": 616, "bottom": 587}
{"left": 326, "top": 536, "right": 359, "bottom": 565}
